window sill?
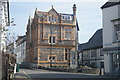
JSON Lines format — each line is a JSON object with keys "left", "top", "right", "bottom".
{"left": 113, "top": 40, "right": 120, "bottom": 43}
{"left": 49, "top": 43, "right": 56, "bottom": 45}
{"left": 62, "top": 39, "right": 75, "bottom": 41}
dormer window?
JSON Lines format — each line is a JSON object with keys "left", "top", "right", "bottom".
{"left": 68, "top": 16, "right": 70, "bottom": 20}
{"left": 62, "top": 15, "right": 73, "bottom": 20}
{"left": 62, "top": 16, "right": 65, "bottom": 19}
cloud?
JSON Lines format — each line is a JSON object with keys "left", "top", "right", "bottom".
{"left": 10, "top": 0, "right": 108, "bottom": 2}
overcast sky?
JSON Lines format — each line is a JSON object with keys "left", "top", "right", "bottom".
{"left": 9, "top": 0, "right": 108, "bottom": 43}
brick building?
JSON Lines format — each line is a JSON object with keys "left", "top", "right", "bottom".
{"left": 26, "top": 4, "right": 79, "bottom": 68}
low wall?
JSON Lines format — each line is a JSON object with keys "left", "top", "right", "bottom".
{"left": 82, "top": 68, "right": 100, "bottom": 74}
{"left": 39, "top": 66, "right": 101, "bottom": 74}
{"left": 40, "top": 67, "right": 78, "bottom": 73}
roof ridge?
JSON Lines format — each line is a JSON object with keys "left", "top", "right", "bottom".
{"left": 37, "top": 11, "right": 47, "bottom": 13}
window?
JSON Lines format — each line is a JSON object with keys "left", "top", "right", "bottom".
{"left": 64, "top": 49, "right": 70, "bottom": 60}
{"left": 85, "top": 51, "right": 89, "bottom": 57}
{"left": 49, "top": 56, "right": 56, "bottom": 61}
{"left": 64, "top": 27, "right": 72, "bottom": 40}
{"left": 53, "top": 56, "right": 55, "bottom": 60}
{"left": 52, "top": 15, "right": 54, "bottom": 21}
{"left": 100, "top": 62, "right": 104, "bottom": 68}
{"left": 48, "top": 17, "right": 51, "bottom": 21}
{"left": 112, "top": 53, "right": 120, "bottom": 72}
{"left": 49, "top": 36, "right": 52, "bottom": 43}
{"left": 65, "top": 53, "right": 67, "bottom": 60}
{"left": 54, "top": 17, "right": 56, "bottom": 22}
{"left": 65, "top": 49, "right": 68, "bottom": 60}
{"left": 100, "top": 49, "right": 103, "bottom": 56}
{"left": 62, "top": 15, "right": 72, "bottom": 20}
{"left": 72, "top": 53, "right": 76, "bottom": 59}
{"left": 115, "top": 25, "right": 120, "bottom": 41}
{"left": 49, "top": 56, "right": 52, "bottom": 60}
{"left": 48, "top": 15, "right": 56, "bottom": 22}
{"left": 62, "top": 16, "right": 64, "bottom": 19}
{"left": 53, "top": 36, "right": 55, "bottom": 43}
{"left": 68, "top": 16, "right": 70, "bottom": 20}
{"left": 65, "top": 16, "right": 68, "bottom": 20}
{"left": 91, "top": 50, "right": 96, "bottom": 57}
{"left": 49, "top": 36, "right": 56, "bottom": 44}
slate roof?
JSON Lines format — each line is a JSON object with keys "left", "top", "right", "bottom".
{"left": 16, "top": 35, "right": 26, "bottom": 46}
{"left": 78, "top": 29, "right": 103, "bottom": 52}
{"left": 101, "top": 1, "right": 120, "bottom": 9}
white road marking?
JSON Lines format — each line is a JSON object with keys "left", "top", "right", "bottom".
{"left": 22, "top": 70, "right": 32, "bottom": 80}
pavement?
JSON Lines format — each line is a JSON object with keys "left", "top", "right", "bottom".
{"left": 14, "top": 70, "right": 29, "bottom": 80}
{"left": 14, "top": 69, "right": 120, "bottom": 80}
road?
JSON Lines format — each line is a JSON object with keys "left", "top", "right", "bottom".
{"left": 14, "top": 69, "right": 120, "bottom": 80}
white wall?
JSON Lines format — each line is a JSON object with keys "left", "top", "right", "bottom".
{"left": 103, "top": 5, "right": 119, "bottom": 48}
{"left": 15, "top": 41, "right": 26, "bottom": 64}
{"left": 102, "top": 4, "right": 120, "bottom": 74}
{"left": 104, "top": 54, "right": 113, "bottom": 73}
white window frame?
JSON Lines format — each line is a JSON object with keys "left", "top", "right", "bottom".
{"left": 62, "top": 15, "right": 72, "bottom": 20}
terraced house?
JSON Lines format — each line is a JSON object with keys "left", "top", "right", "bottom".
{"left": 26, "top": 4, "right": 79, "bottom": 68}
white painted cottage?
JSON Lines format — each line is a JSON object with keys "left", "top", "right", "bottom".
{"left": 101, "top": 0, "right": 120, "bottom": 75}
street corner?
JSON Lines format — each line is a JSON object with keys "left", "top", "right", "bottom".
{"left": 14, "top": 70, "right": 28, "bottom": 80}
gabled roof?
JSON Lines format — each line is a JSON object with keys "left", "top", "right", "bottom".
{"left": 35, "top": 7, "right": 73, "bottom": 17}
{"left": 101, "top": 1, "right": 120, "bottom": 9}
{"left": 48, "top": 7, "right": 59, "bottom": 15}
{"left": 37, "top": 11, "right": 47, "bottom": 13}
{"left": 78, "top": 29, "right": 103, "bottom": 52}
{"left": 36, "top": 11, "right": 47, "bottom": 17}
{"left": 16, "top": 35, "right": 26, "bottom": 46}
